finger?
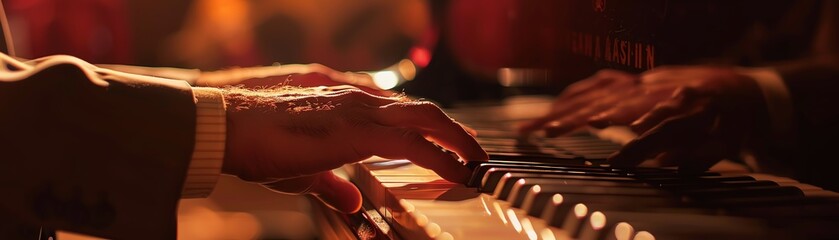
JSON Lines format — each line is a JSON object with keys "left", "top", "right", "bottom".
{"left": 629, "top": 87, "right": 702, "bottom": 133}
{"left": 518, "top": 94, "right": 606, "bottom": 134}
{"left": 544, "top": 101, "right": 613, "bottom": 137}
{"left": 609, "top": 109, "right": 716, "bottom": 168}
{"left": 640, "top": 66, "right": 699, "bottom": 84}
{"left": 260, "top": 175, "right": 319, "bottom": 194}
{"left": 557, "top": 74, "right": 617, "bottom": 101}
{"left": 261, "top": 172, "right": 363, "bottom": 213}
{"left": 588, "top": 107, "right": 640, "bottom": 129}
{"left": 558, "top": 70, "right": 638, "bottom": 102}
{"left": 373, "top": 102, "right": 488, "bottom": 162}
{"left": 518, "top": 101, "right": 584, "bottom": 134}
{"left": 309, "top": 171, "right": 363, "bottom": 213}
{"left": 588, "top": 87, "right": 676, "bottom": 129}
{"left": 544, "top": 90, "right": 637, "bottom": 137}
{"left": 458, "top": 123, "right": 479, "bottom": 137}
{"left": 356, "top": 124, "right": 473, "bottom": 183}
{"left": 520, "top": 75, "right": 638, "bottom": 135}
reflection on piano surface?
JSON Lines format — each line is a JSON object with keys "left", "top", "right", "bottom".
{"left": 329, "top": 96, "right": 839, "bottom": 240}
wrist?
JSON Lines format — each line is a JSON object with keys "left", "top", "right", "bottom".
{"left": 184, "top": 87, "right": 227, "bottom": 198}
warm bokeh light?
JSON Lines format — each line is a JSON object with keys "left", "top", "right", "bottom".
{"left": 398, "top": 59, "right": 417, "bottom": 80}
{"left": 409, "top": 46, "right": 431, "bottom": 67}
{"left": 372, "top": 70, "right": 399, "bottom": 90}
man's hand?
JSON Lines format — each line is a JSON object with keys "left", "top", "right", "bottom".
{"left": 519, "top": 69, "right": 677, "bottom": 137}
{"left": 197, "top": 63, "right": 393, "bottom": 96}
{"left": 520, "top": 67, "right": 766, "bottom": 172}
{"left": 221, "top": 86, "right": 488, "bottom": 213}
{"left": 610, "top": 67, "right": 765, "bottom": 171}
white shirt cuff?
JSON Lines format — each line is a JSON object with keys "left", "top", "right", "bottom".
{"left": 182, "top": 87, "right": 227, "bottom": 198}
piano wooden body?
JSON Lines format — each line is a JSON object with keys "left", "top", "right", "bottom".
{"left": 315, "top": 96, "right": 839, "bottom": 240}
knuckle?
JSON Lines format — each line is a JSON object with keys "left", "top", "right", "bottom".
{"left": 398, "top": 129, "right": 426, "bottom": 143}
{"left": 413, "top": 101, "right": 445, "bottom": 115}
{"left": 652, "top": 101, "right": 679, "bottom": 113}
{"left": 674, "top": 86, "right": 701, "bottom": 99}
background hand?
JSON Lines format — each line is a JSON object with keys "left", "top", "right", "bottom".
{"left": 521, "top": 66, "right": 766, "bottom": 172}
{"left": 609, "top": 66, "right": 766, "bottom": 172}
{"left": 221, "top": 86, "right": 487, "bottom": 213}
{"left": 519, "top": 69, "right": 675, "bottom": 137}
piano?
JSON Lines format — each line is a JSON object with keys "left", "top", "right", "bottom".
{"left": 311, "top": 1, "right": 839, "bottom": 239}
{"left": 316, "top": 96, "right": 839, "bottom": 240}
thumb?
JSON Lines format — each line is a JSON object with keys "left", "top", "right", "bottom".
{"left": 259, "top": 172, "right": 362, "bottom": 213}
{"left": 309, "top": 171, "right": 363, "bottom": 213}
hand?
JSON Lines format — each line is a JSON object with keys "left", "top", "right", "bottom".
{"left": 197, "top": 63, "right": 393, "bottom": 96}
{"left": 519, "top": 69, "right": 677, "bottom": 137}
{"left": 609, "top": 66, "right": 765, "bottom": 172}
{"left": 221, "top": 86, "right": 488, "bottom": 213}
{"left": 520, "top": 67, "right": 766, "bottom": 172}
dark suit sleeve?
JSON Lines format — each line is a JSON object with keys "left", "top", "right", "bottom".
{"left": 0, "top": 57, "right": 197, "bottom": 239}
{"left": 760, "top": 0, "right": 839, "bottom": 190}
{"left": 774, "top": 62, "right": 839, "bottom": 191}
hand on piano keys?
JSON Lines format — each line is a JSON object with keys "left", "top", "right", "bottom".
{"left": 341, "top": 97, "right": 839, "bottom": 239}
{"left": 220, "top": 86, "right": 488, "bottom": 213}
{"left": 519, "top": 67, "right": 770, "bottom": 173}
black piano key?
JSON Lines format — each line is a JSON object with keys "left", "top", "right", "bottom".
{"left": 681, "top": 186, "right": 805, "bottom": 200}
{"left": 467, "top": 161, "right": 676, "bottom": 184}
{"left": 488, "top": 152, "right": 583, "bottom": 162}
{"left": 645, "top": 175, "right": 757, "bottom": 185}
{"left": 727, "top": 201, "right": 839, "bottom": 219}
{"left": 628, "top": 170, "right": 720, "bottom": 178}
{"left": 659, "top": 180, "right": 778, "bottom": 190}
{"left": 470, "top": 163, "right": 618, "bottom": 187}
{"left": 484, "top": 169, "right": 629, "bottom": 195}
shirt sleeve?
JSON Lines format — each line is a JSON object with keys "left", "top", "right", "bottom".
{"left": 182, "top": 87, "right": 227, "bottom": 198}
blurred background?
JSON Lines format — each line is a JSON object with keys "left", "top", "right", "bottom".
{"left": 3, "top": 0, "right": 583, "bottom": 108}
{"left": 3, "top": 0, "right": 799, "bottom": 238}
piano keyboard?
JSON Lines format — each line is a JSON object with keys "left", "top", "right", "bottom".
{"left": 341, "top": 97, "right": 839, "bottom": 240}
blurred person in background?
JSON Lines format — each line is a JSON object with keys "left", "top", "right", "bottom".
{"left": 518, "top": 0, "right": 839, "bottom": 191}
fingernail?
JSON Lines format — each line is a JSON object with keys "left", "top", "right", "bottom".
{"left": 629, "top": 122, "right": 644, "bottom": 133}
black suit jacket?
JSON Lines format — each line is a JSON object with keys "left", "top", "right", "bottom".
{"left": 0, "top": 55, "right": 197, "bottom": 239}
